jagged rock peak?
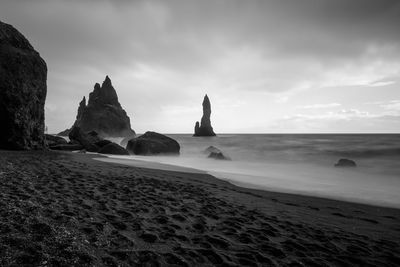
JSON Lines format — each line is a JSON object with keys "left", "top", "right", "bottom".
{"left": 203, "top": 94, "right": 211, "bottom": 110}
{"left": 88, "top": 76, "right": 119, "bottom": 107}
{"left": 61, "top": 76, "right": 135, "bottom": 137}
{"left": 193, "top": 94, "right": 216, "bottom": 137}
{"left": 103, "top": 75, "right": 112, "bottom": 86}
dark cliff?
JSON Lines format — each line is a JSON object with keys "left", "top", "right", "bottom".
{"left": 0, "top": 20, "right": 47, "bottom": 149}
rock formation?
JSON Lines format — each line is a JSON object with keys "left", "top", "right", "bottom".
{"left": 193, "top": 94, "right": 216, "bottom": 136}
{"left": 98, "top": 142, "right": 129, "bottom": 155}
{"left": 126, "top": 131, "right": 180, "bottom": 155}
{"left": 61, "top": 76, "right": 135, "bottom": 137}
{"left": 335, "top": 158, "right": 357, "bottom": 167}
{"left": 68, "top": 126, "right": 102, "bottom": 152}
{"left": 205, "top": 146, "right": 231, "bottom": 160}
{"left": 0, "top": 21, "right": 47, "bottom": 149}
{"left": 45, "top": 134, "right": 67, "bottom": 147}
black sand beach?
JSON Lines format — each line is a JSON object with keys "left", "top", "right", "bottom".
{"left": 1, "top": 150, "right": 399, "bottom": 266}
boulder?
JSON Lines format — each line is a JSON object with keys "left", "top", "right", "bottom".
{"left": 193, "top": 94, "right": 216, "bottom": 137}
{"left": 45, "top": 134, "right": 67, "bottom": 147}
{"left": 68, "top": 126, "right": 100, "bottom": 152}
{"left": 204, "top": 146, "right": 220, "bottom": 154}
{"left": 335, "top": 158, "right": 356, "bottom": 167}
{"left": 205, "top": 146, "right": 231, "bottom": 160}
{"left": 208, "top": 152, "right": 230, "bottom": 160}
{"left": 95, "top": 139, "right": 113, "bottom": 148}
{"left": 0, "top": 20, "right": 47, "bottom": 150}
{"left": 63, "top": 76, "right": 135, "bottom": 137}
{"left": 98, "top": 143, "right": 129, "bottom": 155}
{"left": 126, "top": 131, "right": 180, "bottom": 155}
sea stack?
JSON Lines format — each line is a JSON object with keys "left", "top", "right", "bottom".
{"left": 193, "top": 94, "right": 216, "bottom": 136}
{"left": 0, "top": 21, "right": 47, "bottom": 150}
{"left": 62, "top": 76, "right": 135, "bottom": 137}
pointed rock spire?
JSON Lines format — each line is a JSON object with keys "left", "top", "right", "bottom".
{"left": 194, "top": 94, "right": 216, "bottom": 136}
{"left": 64, "top": 76, "right": 135, "bottom": 137}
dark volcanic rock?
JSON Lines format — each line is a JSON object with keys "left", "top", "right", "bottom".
{"left": 68, "top": 126, "right": 101, "bottom": 152}
{"left": 45, "top": 134, "right": 67, "bottom": 147}
{"left": 98, "top": 143, "right": 129, "bottom": 155}
{"left": 0, "top": 21, "right": 47, "bottom": 150}
{"left": 57, "top": 128, "right": 71, "bottom": 136}
{"left": 194, "top": 94, "right": 216, "bottom": 137}
{"left": 94, "top": 139, "right": 112, "bottom": 148}
{"left": 64, "top": 76, "right": 135, "bottom": 137}
{"left": 205, "top": 146, "right": 231, "bottom": 160}
{"left": 126, "top": 131, "right": 180, "bottom": 155}
{"left": 335, "top": 158, "right": 357, "bottom": 167}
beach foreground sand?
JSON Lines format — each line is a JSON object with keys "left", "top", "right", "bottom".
{"left": 1, "top": 150, "right": 399, "bottom": 266}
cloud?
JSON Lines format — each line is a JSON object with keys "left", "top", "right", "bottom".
{"left": 275, "top": 109, "right": 400, "bottom": 133}
{"left": 299, "top": 103, "right": 341, "bottom": 109}
{"left": 380, "top": 100, "right": 400, "bottom": 112}
{"left": 1, "top": 0, "right": 400, "bottom": 133}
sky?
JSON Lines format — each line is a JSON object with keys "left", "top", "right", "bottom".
{"left": 1, "top": 0, "right": 400, "bottom": 133}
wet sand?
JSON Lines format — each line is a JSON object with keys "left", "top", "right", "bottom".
{"left": 1, "top": 150, "right": 399, "bottom": 266}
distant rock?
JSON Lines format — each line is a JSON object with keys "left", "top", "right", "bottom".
{"left": 335, "top": 158, "right": 356, "bottom": 167}
{"left": 68, "top": 126, "right": 101, "bottom": 152}
{"left": 205, "top": 146, "right": 231, "bottom": 160}
{"left": 63, "top": 76, "right": 135, "bottom": 137}
{"left": 208, "top": 152, "right": 230, "bottom": 160}
{"left": 0, "top": 20, "right": 47, "bottom": 150}
{"left": 193, "top": 94, "right": 216, "bottom": 137}
{"left": 126, "top": 131, "right": 180, "bottom": 155}
{"left": 204, "top": 146, "right": 220, "bottom": 154}
{"left": 45, "top": 134, "right": 67, "bottom": 147}
{"left": 98, "top": 143, "right": 129, "bottom": 155}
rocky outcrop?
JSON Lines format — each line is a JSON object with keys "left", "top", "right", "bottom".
{"left": 0, "top": 21, "right": 47, "bottom": 150}
{"left": 335, "top": 158, "right": 356, "bottom": 167}
{"left": 98, "top": 143, "right": 129, "bottom": 155}
{"left": 194, "top": 94, "right": 216, "bottom": 136}
{"left": 205, "top": 146, "right": 231, "bottom": 160}
{"left": 68, "top": 126, "right": 102, "bottom": 152}
{"left": 63, "top": 76, "right": 135, "bottom": 137}
{"left": 45, "top": 134, "right": 67, "bottom": 147}
{"left": 57, "top": 128, "right": 71, "bottom": 136}
{"left": 126, "top": 131, "right": 180, "bottom": 155}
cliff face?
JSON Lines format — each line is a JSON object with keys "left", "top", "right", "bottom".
{"left": 62, "top": 76, "right": 135, "bottom": 137}
{"left": 0, "top": 20, "right": 47, "bottom": 149}
{"left": 193, "top": 94, "right": 216, "bottom": 136}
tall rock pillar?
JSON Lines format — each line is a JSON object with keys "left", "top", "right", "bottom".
{"left": 193, "top": 94, "right": 216, "bottom": 136}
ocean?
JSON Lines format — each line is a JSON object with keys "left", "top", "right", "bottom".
{"left": 103, "top": 134, "right": 400, "bottom": 208}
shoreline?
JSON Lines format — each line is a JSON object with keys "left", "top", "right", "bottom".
{"left": 1, "top": 150, "right": 399, "bottom": 266}
{"left": 97, "top": 155, "right": 400, "bottom": 210}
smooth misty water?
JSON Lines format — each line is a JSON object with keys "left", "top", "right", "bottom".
{"left": 106, "top": 134, "right": 400, "bottom": 208}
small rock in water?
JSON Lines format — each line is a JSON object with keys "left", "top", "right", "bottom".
{"left": 205, "top": 146, "right": 231, "bottom": 160}
{"left": 204, "top": 146, "right": 220, "bottom": 154}
{"left": 335, "top": 158, "right": 356, "bottom": 167}
{"left": 208, "top": 152, "right": 231, "bottom": 160}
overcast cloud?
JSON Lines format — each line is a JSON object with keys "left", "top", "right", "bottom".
{"left": 1, "top": 0, "right": 400, "bottom": 133}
